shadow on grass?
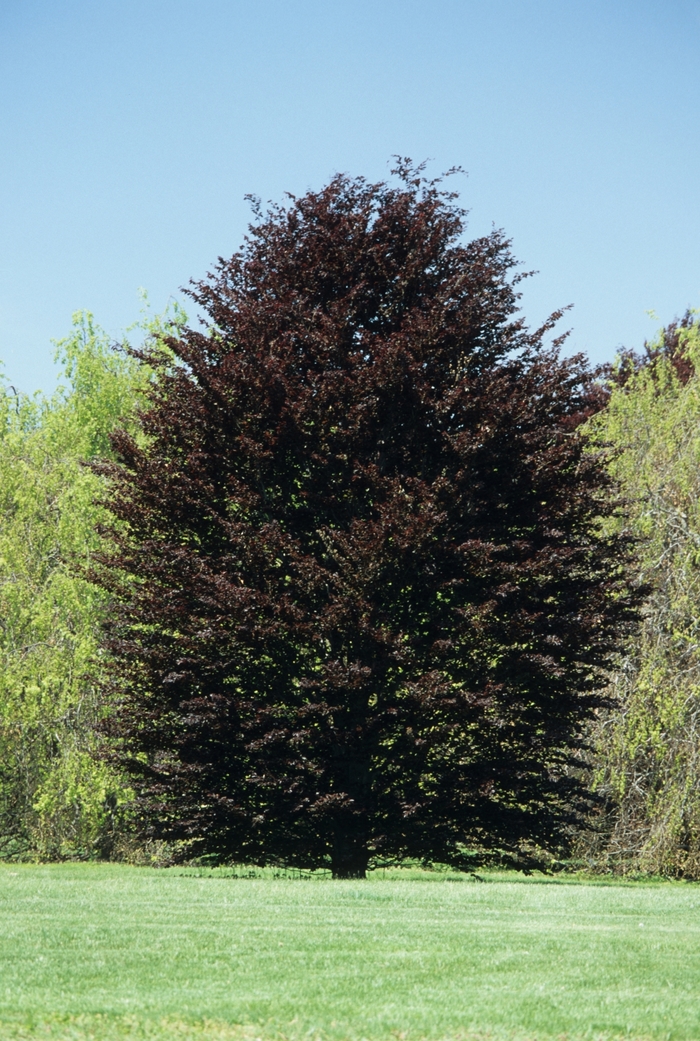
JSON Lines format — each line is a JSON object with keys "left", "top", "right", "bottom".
{"left": 169, "top": 863, "right": 690, "bottom": 888}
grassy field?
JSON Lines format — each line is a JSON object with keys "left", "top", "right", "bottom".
{"left": 0, "top": 864, "right": 698, "bottom": 1041}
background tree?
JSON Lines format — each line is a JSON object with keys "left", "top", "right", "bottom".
{"left": 0, "top": 303, "right": 182, "bottom": 859}
{"left": 98, "top": 166, "right": 639, "bottom": 878}
{"left": 586, "top": 313, "right": 700, "bottom": 878}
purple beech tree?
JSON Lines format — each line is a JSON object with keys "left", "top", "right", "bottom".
{"left": 95, "top": 165, "right": 639, "bottom": 877}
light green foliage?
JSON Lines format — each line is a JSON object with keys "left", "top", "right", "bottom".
{"left": 0, "top": 302, "right": 183, "bottom": 859}
{"left": 587, "top": 315, "right": 700, "bottom": 876}
{"left": 0, "top": 864, "right": 698, "bottom": 1040}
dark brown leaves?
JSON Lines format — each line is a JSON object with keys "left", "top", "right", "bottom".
{"left": 95, "top": 165, "right": 641, "bottom": 877}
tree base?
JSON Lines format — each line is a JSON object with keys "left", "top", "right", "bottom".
{"left": 331, "top": 864, "right": 367, "bottom": 879}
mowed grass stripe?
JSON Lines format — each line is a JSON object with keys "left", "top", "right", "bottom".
{"left": 0, "top": 864, "right": 698, "bottom": 1040}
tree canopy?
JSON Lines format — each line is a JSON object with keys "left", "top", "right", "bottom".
{"left": 95, "top": 167, "right": 640, "bottom": 877}
{"left": 0, "top": 313, "right": 140, "bottom": 857}
{"left": 588, "top": 312, "right": 700, "bottom": 877}
{"left": 0, "top": 303, "right": 183, "bottom": 860}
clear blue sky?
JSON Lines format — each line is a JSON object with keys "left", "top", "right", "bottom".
{"left": 1, "top": 0, "right": 698, "bottom": 392}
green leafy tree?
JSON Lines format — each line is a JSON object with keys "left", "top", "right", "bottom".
{"left": 587, "top": 313, "right": 700, "bottom": 877}
{"left": 0, "top": 303, "right": 182, "bottom": 858}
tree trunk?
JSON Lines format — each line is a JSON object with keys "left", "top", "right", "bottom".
{"left": 331, "top": 827, "right": 369, "bottom": 878}
{"left": 330, "top": 751, "right": 371, "bottom": 878}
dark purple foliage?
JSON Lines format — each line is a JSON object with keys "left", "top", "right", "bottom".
{"left": 605, "top": 310, "right": 698, "bottom": 388}
{"left": 95, "top": 166, "right": 639, "bottom": 877}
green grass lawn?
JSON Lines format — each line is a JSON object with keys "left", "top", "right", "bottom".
{"left": 0, "top": 863, "right": 698, "bottom": 1041}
